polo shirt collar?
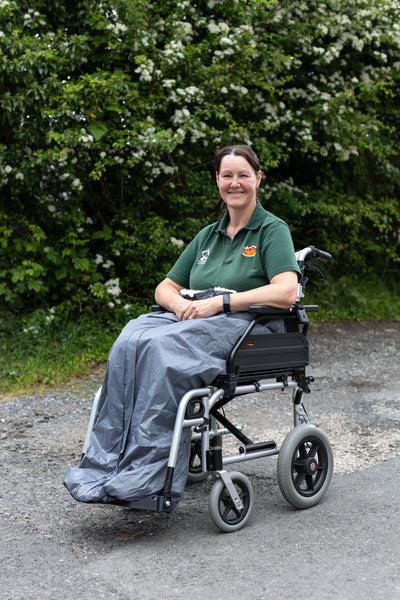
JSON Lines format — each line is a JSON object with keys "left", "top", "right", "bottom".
{"left": 216, "top": 201, "right": 267, "bottom": 234}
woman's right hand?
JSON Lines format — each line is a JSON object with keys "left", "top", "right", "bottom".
{"left": 154, "top": 278, "right": 190, "bottom": 320}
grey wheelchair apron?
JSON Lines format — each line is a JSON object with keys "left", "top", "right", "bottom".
{"left": 63, "top": 311, "right": 284, "bottom": 508}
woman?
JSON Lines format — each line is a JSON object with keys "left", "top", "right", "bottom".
{"left": 64, "top": 145, "right": 300, "bottom": 507}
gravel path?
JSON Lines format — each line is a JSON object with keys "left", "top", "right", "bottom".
{"left": 1, "top": 320, "right": 399, "bottom": 598}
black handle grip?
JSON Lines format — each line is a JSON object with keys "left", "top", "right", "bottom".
{"left": 309, "top": 246, "right": 332, "bottom": 262}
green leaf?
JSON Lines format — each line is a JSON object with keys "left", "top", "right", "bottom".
{"left": 87, "top": 121, "right": 109, "bottom": 141}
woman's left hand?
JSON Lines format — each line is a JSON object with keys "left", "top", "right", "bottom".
{"left": 180, "top": 296, "right": 224, "bottom": 321}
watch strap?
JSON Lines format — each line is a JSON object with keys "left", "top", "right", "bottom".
{"left": 223, "top": 292, "right": 231, "bottom": 313}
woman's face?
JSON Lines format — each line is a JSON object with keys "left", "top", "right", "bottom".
{"left": 216, "top": 154, "right": 262, "bottom": 211}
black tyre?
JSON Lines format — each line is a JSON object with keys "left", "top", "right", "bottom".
{"left": 187, "top": 439, "right": 208, "bottom": 483}
{"left": 277, "top": 424, "right": 333, "bottom": 509}
{"left": 209, "top": 471, "right": 254, "bottom": 532}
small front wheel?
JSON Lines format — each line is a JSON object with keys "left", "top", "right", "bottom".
{"left": 277, "top": 424, "right": 333, "bottom": 509}
{"left": 209, "top": 472, "right": 254, "bottom": 532}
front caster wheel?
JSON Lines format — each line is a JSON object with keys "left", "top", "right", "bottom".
{"left": 277, "top": 424, "right": 333, "bottom": 509}
{"left": 209, "top": 472, "right": 254, "bottom": 532}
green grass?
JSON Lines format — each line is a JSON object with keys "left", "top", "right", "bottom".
{"left": 1, "top": 277, "right": 399, "bottom": 398}
{"left": 304, "top": 274, "right": 400, "bottom": 321}
{"left": 0, "top": 314, "right": 122, "bottom": 398}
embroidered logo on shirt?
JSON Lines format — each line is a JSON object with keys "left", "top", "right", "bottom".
{"left": 243, "top": 246, "right": 256, "bottom": 257}
{"left": 197, "top": 249, "right": 210, "bottom": 265}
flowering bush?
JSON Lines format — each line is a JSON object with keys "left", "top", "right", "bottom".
{"left": 0, "top": 0, "right": 399, "bottom": 316}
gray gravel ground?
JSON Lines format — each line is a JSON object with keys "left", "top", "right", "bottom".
{"left": 1, "top": 320, "right": 400, "bottom": 599}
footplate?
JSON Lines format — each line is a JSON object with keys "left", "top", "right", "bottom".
{"left": 110, "top": 494, "right": 173, "bottom": 512}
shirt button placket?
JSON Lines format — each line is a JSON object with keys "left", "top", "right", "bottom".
{"left": 223, "top": 235, "right": 233, "bottom": 265}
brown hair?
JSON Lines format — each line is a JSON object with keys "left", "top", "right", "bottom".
{"left": 214, "top": 145, "right": 261, "bottom": 175}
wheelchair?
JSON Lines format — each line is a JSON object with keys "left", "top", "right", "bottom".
{"left": 82, "top": 245, "right": 333, "bottom": 532}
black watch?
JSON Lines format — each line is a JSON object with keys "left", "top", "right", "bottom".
{"left": 223, "top": 292, "right": 231, "bottom": 313}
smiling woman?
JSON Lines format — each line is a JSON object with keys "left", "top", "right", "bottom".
{"left": 156, "top": 145, "right": 299, "bottom": 317}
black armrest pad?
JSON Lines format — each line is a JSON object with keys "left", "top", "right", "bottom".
{"left": 303, "top": 305, "right": 319, "bottom": 312}
{"left": 248, "top": 305, "right": 293, "bottom": 316}
{"left": 151, "top": 304, "right": 167, "bottom": 312}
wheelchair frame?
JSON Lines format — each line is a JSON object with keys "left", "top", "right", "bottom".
{"left": 82, "top": 246, "right": 334, "bottom": 532}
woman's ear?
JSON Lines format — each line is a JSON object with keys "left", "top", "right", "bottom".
{"left": 256, "top": 170, "right": 262, "bottom": 188}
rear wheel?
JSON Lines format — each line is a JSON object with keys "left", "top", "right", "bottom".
{"left": 187, "top": 439, "right": 208, "bottom": 483}
{"left": 277, "top": 424, "right": 333, "bottom": 509}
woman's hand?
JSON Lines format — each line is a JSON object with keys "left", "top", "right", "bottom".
{"left": 155, "top": 278, "right": 224, "bottom": 321}
{"left": 179, "top": 296, "right": 223, "bottom": 321}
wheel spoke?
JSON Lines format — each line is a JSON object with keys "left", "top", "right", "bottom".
{"left": 305, "top": 474, "right": 315, "bottom": 490}
{"left": 220, "top": 493, "right": 241, "bottom": 520}
{"left": 294, "top": 470, "right": 306, "bottom": 489}
{"left": 298, "top": 443, "right": 308, "bottom": 459}
{"left": 222, "top": 503, "right": 234, "bottom": 521}
{"left": 307, "top": 442, "right": 319, "bottom": 459}
{"left": 293, "top": 457, "right": 305, "bottom": 471}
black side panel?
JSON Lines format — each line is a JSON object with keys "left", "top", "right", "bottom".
{"left": 233, "top": 332, "right": 309, "bottom": 380}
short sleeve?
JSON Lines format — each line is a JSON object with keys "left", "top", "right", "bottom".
{"left": 259, "top": 221, "right": 300, "bottom": 281}
{"left": 166, "top": 236, "right": 199, "bottom": 288}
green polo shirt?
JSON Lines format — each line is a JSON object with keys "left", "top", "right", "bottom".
{"left": 167, "top": 202, "right": 300, "bottom": 292}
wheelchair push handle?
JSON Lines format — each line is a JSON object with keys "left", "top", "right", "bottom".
{"left": 309, "top": 246, "right": 332, "bottom": 263}
{"left": 296, "top": 245, "right": 332, "bottom": 264}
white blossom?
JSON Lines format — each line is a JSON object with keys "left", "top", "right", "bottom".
{"left": 170, "top": 237, "right": 185, "bottom": 248}
{"left": 163, "top": 79, "right": 176, "bottom": 89}
{"left": 102, "top": 260, "right": 114, "bottom": 269}
{"left": 230, "top": 84, "right": 248, "bottom": 95}
{"left": 23, "top": 325, "right": 39, "bottom": 335}
{"left": 105, "top": 278, "right": 121, "bottom": 297}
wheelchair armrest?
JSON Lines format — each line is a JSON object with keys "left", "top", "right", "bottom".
{"left": 249, "top": 303, "right": 318, "bottom": 333}
{"left": 249, "top": 303, "right": 318, "bottom": 315}
{"left": 151, "top": 304, "right": 167, "bottom": 312}
{"left": 248, "top": 305, "right": 293, "bottom": 316}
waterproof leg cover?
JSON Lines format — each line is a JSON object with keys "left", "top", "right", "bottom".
{"left": 63, "top": 312, "right": 283, "bottom": 508}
